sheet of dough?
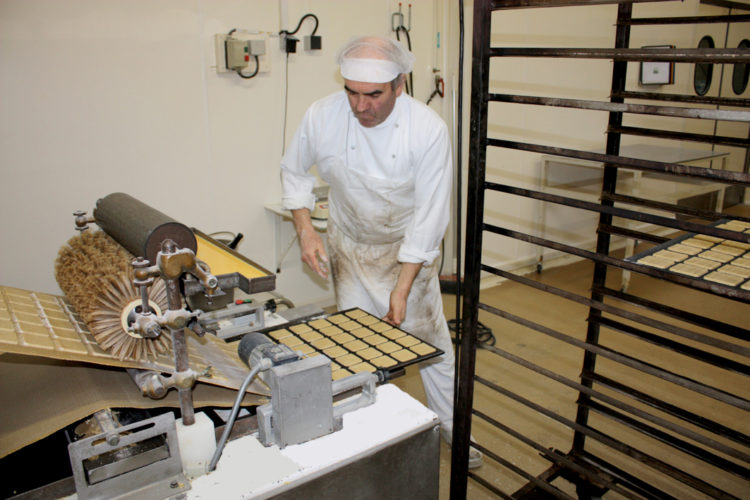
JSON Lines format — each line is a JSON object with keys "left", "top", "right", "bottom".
{"left": 0, "top": 353, "right": 267, "bottom": 459}
{"left": 0, "top": 286, "right": 269, "bottom": 397}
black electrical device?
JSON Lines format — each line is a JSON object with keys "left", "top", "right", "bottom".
{"left": 237, "top": 331, "right": 299, "bottom": 368}
{"left": 279, "top": 13, "right": 319, "bottom": 53}
{"left": 282, "top": 35, "right": 299, "bottom": 53}
{"left": 304, "top": 35, "right": 322, "bottom": 51}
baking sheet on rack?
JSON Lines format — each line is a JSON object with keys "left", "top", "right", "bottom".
{"left": 260, "top": 307, "right": 444, "bottom": 381}
{"left": 627, "top": 219, "right": 750, "bottom": 290}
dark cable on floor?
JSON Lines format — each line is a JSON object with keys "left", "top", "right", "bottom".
{"left": 447, "top": 318, "right": 496, "bottom": 347}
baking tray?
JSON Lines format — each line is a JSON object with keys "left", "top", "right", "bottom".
{"left": 627, "top": 219, "right": 750, "bottom": 290}
{"left": 250, "top": 307, "right": 444, "bottom": 382}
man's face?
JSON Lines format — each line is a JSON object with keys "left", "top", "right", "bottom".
{"left": 344, "top": 78, "right": 403, "bottom": 128}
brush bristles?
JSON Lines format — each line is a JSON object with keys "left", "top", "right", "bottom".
{"left": 55, "top": 231, "right": 171, "bottom": 361}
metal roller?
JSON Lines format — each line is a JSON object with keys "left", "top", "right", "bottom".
{"left": 93, "top": 192, "right": 197, "bottom": 265}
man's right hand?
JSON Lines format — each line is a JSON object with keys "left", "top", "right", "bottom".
{"left": 291, "top": 208, "right": 329, "bottom": 279}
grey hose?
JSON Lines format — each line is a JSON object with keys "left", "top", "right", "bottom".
{"left": 208, "top": 362, "right": 267, "bottom": 471}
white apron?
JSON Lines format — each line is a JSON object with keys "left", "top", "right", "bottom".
{"left": 325, "top": 156, "right": 452, "bottom": 354}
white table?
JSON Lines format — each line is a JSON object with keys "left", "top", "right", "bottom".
{"left": 537, "top": 145, "right": 730, "bottom": 290}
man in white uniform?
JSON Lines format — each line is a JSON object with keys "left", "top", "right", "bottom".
{"left": 280, "top": 36, "right": 481, "bottom": 468}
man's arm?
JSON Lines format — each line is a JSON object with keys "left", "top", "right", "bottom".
{"left": 383, "top": 261, "right": 422, "bottom": 326}
{"left": 291, "top": 208, "right": 328, "bottom": 279}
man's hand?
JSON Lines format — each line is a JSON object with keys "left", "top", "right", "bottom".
{"left": 291, "top": 208, "right": 329, "bottom": 279}
{"left": 383, "top": 262, "right": 422, "bottom": 326}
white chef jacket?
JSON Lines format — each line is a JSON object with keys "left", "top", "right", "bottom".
{"left": 281, "top": 90, "right": 452, "bottom": 265}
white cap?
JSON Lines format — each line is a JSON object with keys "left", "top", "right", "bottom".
{"left": 337, "top": 36, "right": 414, "bottom": 83}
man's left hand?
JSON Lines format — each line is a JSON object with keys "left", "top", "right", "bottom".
{"left": 382, "top": 262, "right": 422, "bottom": 326}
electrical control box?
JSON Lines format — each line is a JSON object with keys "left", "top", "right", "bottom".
{"left": 225, "top": 38, "right": 249, "bottom": 71}
{"left": 214, "top": 32, "right": 271, "bottom": 74}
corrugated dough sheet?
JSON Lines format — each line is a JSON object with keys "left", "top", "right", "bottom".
{"left": 0, "top": 286, "right": 269, "bottom": 394}
{"left": 0, "top": 353, "right": 265, "bottom": 458}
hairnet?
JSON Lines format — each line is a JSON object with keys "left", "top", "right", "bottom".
{"left": 337, "top": 36, "right": 415, "bottom": 83}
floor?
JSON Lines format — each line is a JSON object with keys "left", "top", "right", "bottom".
{"left": 392, "top": 206, "right": 750, "bottom": 499}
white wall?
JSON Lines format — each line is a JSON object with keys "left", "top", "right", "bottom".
{"left": 0, "top": 0, "right": 451, "bottom": 307}
{"left": 3, "top": 0, "right": 745, "bottom": 305}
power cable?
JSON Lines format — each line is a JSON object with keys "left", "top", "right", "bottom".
{"left": 395, "top": 26, "right": 414, "bottom": 96}
{"left": 279, "top": 13, "right": 319, "bottom": 37}
{"left": 237, "top": 55, "right": 259, "bottom": 79}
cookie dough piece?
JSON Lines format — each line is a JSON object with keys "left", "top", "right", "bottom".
{"left": 308, "top": 318, "right": 332, "bottom": 329}
{"left": 396, "top": 335, "right": 420, "bottom": 347}
{"left": 268, "top": 328, "right": 292, "bottom": 341}
{"left": 323, "top": 345, "right": 347, "bottom": 358}
{"left": 311, "top": 338, "right": 335, "bottom": 350}
{"left": 332, "top": 369, "right": 352, "bottom": 381}
{"left": 299, "top": 330, "right": 323, "bottom": 342}
{"left": 357, "top": 315, "right": 378, "bottom": 326}
{"left": 343, "top": 339, "right": 368, "bottom": 352}
{"left": 378, "top": 341, "right": 401, "bottom": 354}
{"left": 345, "top": 309, "right": 367, "bottom": 319}
{"left": 358, "top": 347, "right": 382, "bottom": 360}
{"left": 685, "top": 257, "right": 721, "bottom": 270}
{"left": 296, "top": 344, "right": 315, "bottom": 355}
{"left": 371, "top": 355, "right": 398, "bottom": 368}
{"left": 699, "top": 250, "right": 734, "bottom": 263}
{"left": 382, "top": 328, "right": 406, "bottom": 340}
{"left": 331, "top": 332, "right": 355, "bottom": 344}
{"left": 280, "top": 335, "right": 303, "bottom": 347}
{"left": 718, "top": 264, "right": 750, "bottom": 278}
{"left": 717, "top": 221, "right": 749, "bottom": 231}
{"left": 412, "top": 343, "right": 437, "bottom": 355}
{"left": 351, "top": 327, "right": 373, "bottom": 339}
{"left": 363, "top": 334, "right": 388, "bottom": 346}
{"left": 290, "top": 323, "right": 312, "bottom": 334}
{"left": 653, "top": 250, "right": 688, "bottom": 262}
{"left": 682, "top": 238, "right": 714, "bottom": 250}
{"left": 704, "top": 271, "right": 744, "bottom": 286}
{"left": 637, "top": 255, "right": 674, "bottom": 269}
{"left": 350, "top": 362, "right": 376, "bottom": 373}
{"left": 722, "top": 238, "right": 750, "bottom": 250}
{"left": 694, "top": 234, "right": 723, "bottom": 243}
{"left": 337, "top": 353, "right": 363, "bottom": 367}
{"left": 742, "top": 281, "right": 750, "bottom": 291}
{"left": 670, "top": 263, "right": 707, "bottom": 277}
{"left": 320, "top": 325, "right": 344, "bottom": 336}
{"left": 731, "top": 257, "right": 750, "bottom": 269}
{"left": 369, "top": 321, "right": 392, "bottom": 333}
{"left": 392, "top": 349, "right": 417, "bottom": 362}
{"left": 711, "top": 244, "right": 745, "bottom": 256}
{"left": 667, "top": 243, "right": 702, "bottom": 256}
{"left": 327, "top": 314, "right": 348, "bottom": 324}
{"left": 339, "top": 320, "right": 360, "bottom": 331}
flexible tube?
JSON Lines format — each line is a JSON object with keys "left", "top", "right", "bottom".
{"left": 208, "top": 362, "right": 267, "bottom": 471}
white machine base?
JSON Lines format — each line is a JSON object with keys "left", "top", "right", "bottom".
{"left": 189, "top": 384, "right": 440, "bottom": 499}
{"left": 176, "top": 412, "right": 217, "bottom": 479}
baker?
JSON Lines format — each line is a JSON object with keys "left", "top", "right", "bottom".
{"left": 280, "top": 35, "right": 481, "bottom": 468}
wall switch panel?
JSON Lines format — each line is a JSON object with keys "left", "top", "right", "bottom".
{"left": 214, "top": 32, "right": 271, "bottom": 74}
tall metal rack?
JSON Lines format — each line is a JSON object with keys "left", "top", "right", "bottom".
{"left": 451, "top": 0, "right": 750, "bottom": 498}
